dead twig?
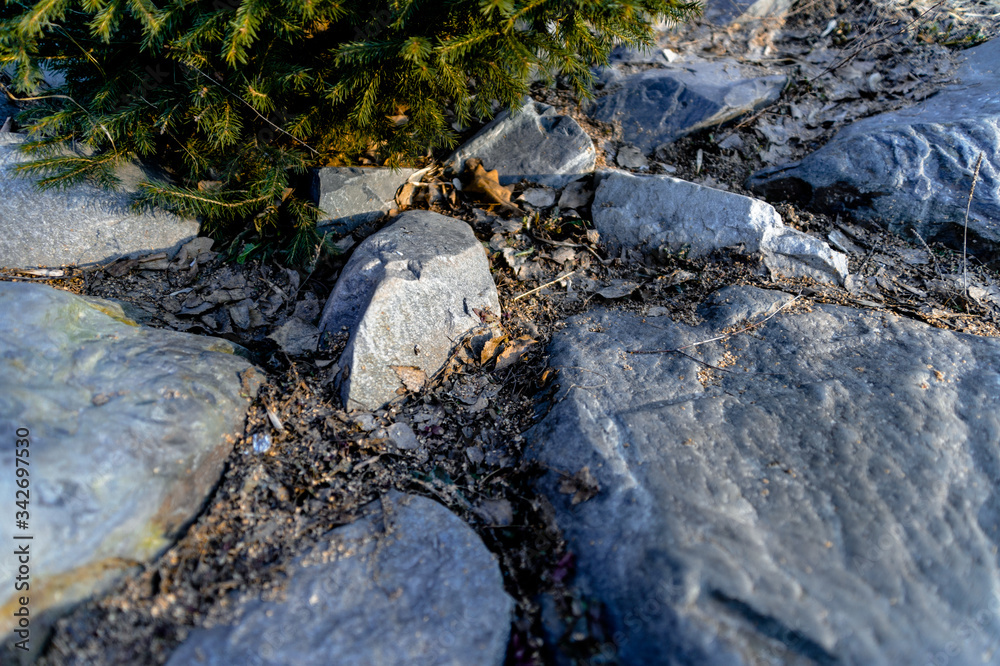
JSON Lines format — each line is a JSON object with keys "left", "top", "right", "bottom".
{"left": 809, "top": 1, "right": 946, "bottom": 82}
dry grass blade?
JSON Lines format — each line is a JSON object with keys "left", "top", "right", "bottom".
{"left": 513, "top": 270, "right": 577, "bottom": 301}
{"left": 963, "top": 151, "right": 984, "bottom": 298}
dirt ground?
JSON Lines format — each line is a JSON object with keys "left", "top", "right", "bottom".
{"left": 5, "top": 1, "right": 1000, "bottom": 664}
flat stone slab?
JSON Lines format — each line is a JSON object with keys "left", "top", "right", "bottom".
{"left": 748, "top": 37, "right": 1000, "bottom": 263}
{"left": 319, "top": 210, "right": 500, "bottom": 411}
{"left": 527, "top": 286, "right": 1000, "bottom": 665}
{"left": 593, "top": 169, "right": 847, "bottom": 283}
{"left": 0, "top": 283, "right": 258, "bottom": 661}
{"left": 588, "top": 63, "right": 786, "bottom": 153}
{"left": 311, "top": 166, "right": 416, "bottom": 235}
{"left": 167, "top": 491, "right": 513, "bottom": 666}
{"left": 0, "top": 134, "right": 199, "bottom": 269}
{"left": 446, "top": 100, "right": 596, "bottom": 188}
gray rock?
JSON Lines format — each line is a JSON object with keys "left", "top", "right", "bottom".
{"left": 519, "top": 187, "right": 557, "bottom": 208}
{"left": 763, "top": 227, "right": 850, "bottom": 285}
{"left": 615, "top": 144, "right": 649, "bottom": 170}
{"left": 588, "top": 63, "right": 786, "bottom": 153}
{"left": 387, "top": 422, "right": 421, "bottom": 450}
{"left": 446, "top": 100, "right": 596, "bottom": 188}
{"left": 319, "top": 211, "right": 500, "bottom": 411}
{"left": 268, "top": 318, "right": 320, "bottom": 355}
{"left": 0, "top": 134, "right": 199, "bottom": 269}
{"left": 593, "top": 169, "right": 847, "bottom": 283}
{"left": 558, "top": 178, "right": 594, "bottom": 210}
{"left": 594, "top": 170, "right": 779, "bottom": 256}
{"left": 166, "top": 491, "right": 513, "bottom": 666}
{"left": 748, "top": 37, "right": 1000, "bottom": 263}
{"left": 527, "top": 286, "right": 1000, "bottom": 665}
{"left": 0, "top": 283, "right": 258, "bottom": 660}
{"left": 228, "top": 300, "right": 252, "bottom": 330}
{"left": 351, "top": 413, "right": 378, "bottom": 432}
{"left": 311, "top": 166, "right": 416, "bottom": 235}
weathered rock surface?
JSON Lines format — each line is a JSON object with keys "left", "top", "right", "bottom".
{"left": 0, "top": 134, "right": 199, "bottom": 269}
{"left": 748, "top": 37, "right": 1000, "bottom": 263}
{"left": 528, "top": 285, "right": 1000, "bottom": 665}
{"left": 312, "top": 166, "right": 416, "bottom": 235}
{"left": 593, "top": 169, "right": 848, "bottom": 283}
{"left": 763, "top": 227, "right": 850, "bottom": 285}
{"left": 588, "top": 63, "right": 786, "bottom": 153}
{"left": 0, "top": 283, "right": 258, "bottom": 660}
{"left": 319, "top": 210, "right": 500, "bottom": 411}
{"left": 446, "top": 100, "right": 596, "bottom": 188}
{"left": 167, "top": 491, "right": 512, "bottom": 666}
{"left": 702, "top": 0, "right": 794, "bottom": 24}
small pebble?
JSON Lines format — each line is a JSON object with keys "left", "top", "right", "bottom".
{"left": 387, "top": 422, "right": 420, "bottom": 450}
{"left": 252, "top": 432, "right": 272, "bottom": 454}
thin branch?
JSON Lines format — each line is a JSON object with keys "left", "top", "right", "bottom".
{"left": 183, "top": 64, "right": 319, "bottom": 156}
{"left": 809, "top": 1, "right": 946, "bottom": 82}
{"left": 0, "top": 82, "right": 117, "bottom": 150}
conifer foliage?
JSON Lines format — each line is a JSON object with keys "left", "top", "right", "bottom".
{"left": 0, "top": 0, "right": 700, "bottom": 262}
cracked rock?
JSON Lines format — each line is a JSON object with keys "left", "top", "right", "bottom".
{"left": 446, "top": 100, "right": 596, "bottom": 189}
{"left": 319, "top": 210, "right": 500, "bottom": 411}
{"left": 588, "top": 62, "right": 786, "bottom": 153}
{"left": 593, "top": 169, "right": 847, "bottom": 284}
{"left": 748, "top": 37, "right": 1000, "bottom": 264}
{"left": 312, "top": 166, "right": 417, "bottom": 235}
{"left": 528, "top": 286, "right": 1000, "bottom": 665}
{"left": 0, "top": 283, "right": 258, "bottom": 660}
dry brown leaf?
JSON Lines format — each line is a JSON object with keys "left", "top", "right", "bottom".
{"left": 396, "top": 182, "right": 418, "bottom": 208}
{"left": 480, "top": 335, "right": 508, "bottom": 366}
{"left": 391, "top": 365, "right": 427, "bottom": 392}
{"left": 463, "top": 158, "right": 517, "bottom": 211}
{"left": 494, "top": 335, "right": 536, "bottom": 372}
{"left": 558, "top": 466, "right": 600, "bottom": 505}
{"left": 472, "top": 306, "right": 499, "bottom": 324}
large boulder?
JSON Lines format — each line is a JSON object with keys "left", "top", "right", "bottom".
{"left": 319, "top": 210, "right": 500, "bottom": 411}
{"left": 0, "top": 283, "right": 259, "bottom": 661}
{"left": 167, "top": 491, "right": 513, "bottom": 666}
{"left": 588, "top": 63, "right": 786, "bottom": 153}
{"left": 528, "top": 286, "right": 1000, "bottom": 665}
{"left": 748, "top": 37, "right": 1000, "bottom": 264}
{"left": 311, "top": 166, "right": 416, "bottom": 235}
{"left": 593, "top": 169, "right": 848, "bottom": 284}
{"left": 0, "top": 134, "right": 199, "bottom": 269}
{"left": 446, "top": 100, "right": 596, "bottom": 188}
